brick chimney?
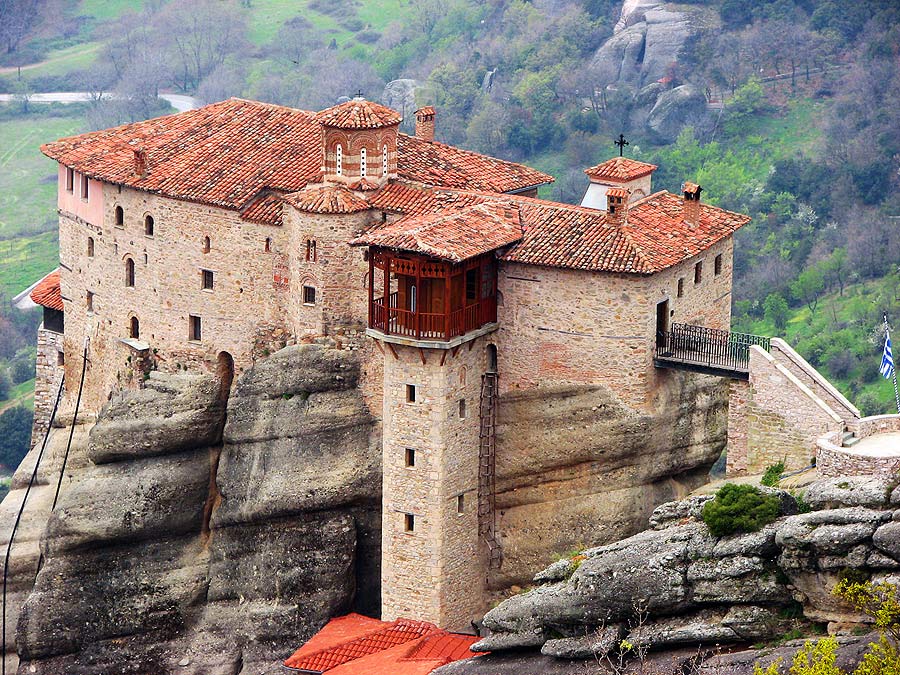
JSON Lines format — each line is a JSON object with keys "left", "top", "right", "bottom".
{"left": 606, "top": 187, "right": 628, "bottom": 226}
{"left": 682, "top": 182, "right": 702, "bottom": 227}
{"left": 133, "top": 148, "right": 148, "bottom": 177}
{"left": 414, "top": 106, "right": 435, "bottom": 141}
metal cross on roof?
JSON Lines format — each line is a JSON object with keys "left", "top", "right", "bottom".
{"left": 356, "top": 90, "right": 364, "bottom": 99}
{"left": 614, "top": 134, "right": 629, "bottom": 157}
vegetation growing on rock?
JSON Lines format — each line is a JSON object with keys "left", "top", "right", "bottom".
{"left": 701, "top": 483, "right": 782, "bottom": 536}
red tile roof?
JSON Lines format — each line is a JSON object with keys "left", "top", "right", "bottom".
{"left": 683, "top": 181, "right": 701, "bottom": 195}
{"left": 397, "top": 134, "right": 552, "bottom": 193}
{"left": 585, "top": 157, "right": 657, "bottom": 182}
{"left": 347, "top": 177, "right": 381, "bottom": 192}
{"left": 606, "top": 187, "right": 629, "bottom": 198}
{"left": 240, "top": 191, "right": 285, "bottom": 225}
{"left": 352, "top": 201, "right": 523, "bottom": 262}
{"left": 363, "top": 182, "right": 749, "bottom": 274}
{"left": 284, "top": 184, "right": 370, "bottom": 214}
{"left": 284, "top": 617, "right": 438, "bottom": 672}
{"left": 416, "top": 106, "right": 436, "bottom": 116}
{"left": 30, "top": 270, "right": 62, "bottom": 311}
{"left": 283, "top": 614, "right": 482, "bottom": 675}
{"left": 315, "top": 98, "right": 402, "bottom": 130}
{"left": 41, "top": 99, "right": 550, "bottom": 214}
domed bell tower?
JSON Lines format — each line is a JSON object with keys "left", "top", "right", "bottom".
{"left": 316, "top": 96, "right": 402, "bottom": 186}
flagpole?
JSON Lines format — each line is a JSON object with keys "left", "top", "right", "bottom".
{"left": 886, "top": 313, "right": 900, "bottom": 414}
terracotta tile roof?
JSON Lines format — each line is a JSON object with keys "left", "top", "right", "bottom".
{"left": 30, "top": 269, "right": 62, "bottom": 311}
{"left": 240, "top": 191, "right": 284, "bottom": 225}
{"left": 606, "top": 187, "right": 629, "bottom": 198}
{"left": 284, "top": 183, "right": 370, "bottom": 214}
{"left": 284, "top": 617, "right": 438, "bottom": 672}
{"left": 620, "top": 191, "right": 749, "bottom": 270}
{"left": 585, "top": 157, "right": 657, "bottom": 182}
{"left": 347, "top": 177, "right": 381, "bottom": 191}
{"left": 42, "top": 99, "right": 547, "bottom": 213}
{"left": 353, "top": 201, "right": 523, "bottom": 262}
{"left": 315, "top": 98, "right": 402, "bottom": 129}
{"left": 283, "top": 614, "right": 482, "bottom": 675}
{"left": 397, "top": 134, "right": 553, "bottom": 193}
{"left": 415, "top": 106, "right": 436, "bottom": 116}
{"left": 369, "top": 181, "right": 484, "bottom": 216}
{"left": 683, "top": 181, "right": 701, "bottom": 195}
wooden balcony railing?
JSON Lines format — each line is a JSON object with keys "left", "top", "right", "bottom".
{"left": 370, "top": 293, "right": 497, "bottom": 342}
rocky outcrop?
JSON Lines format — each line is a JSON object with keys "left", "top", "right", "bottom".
{"left": 12, "top": 342, "right": 381, "bottom": 674}
{"left": 647, "top": 84, "right": 708, "bottom": 142}
{"left": 459, "top": 475, "right": 900, "bottom": 673}
{"left": 492, "top": 371, "right": 727, "bottom": 587}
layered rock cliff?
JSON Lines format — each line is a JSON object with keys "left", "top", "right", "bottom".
{"left": 440, "top": 476, "right": 900, "bottom": 675}
{"left": 8, "top": 343, "right": 381, "bottom": 674}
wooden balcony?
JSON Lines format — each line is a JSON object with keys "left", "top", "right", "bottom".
{"left": 367, "top": 248, "right": 498, "bottom": 347}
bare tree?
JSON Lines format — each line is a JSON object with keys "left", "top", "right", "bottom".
{"left": 0, "top": 0, "right": 44, "bottom": 54}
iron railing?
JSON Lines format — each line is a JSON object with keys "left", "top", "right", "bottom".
{"left": 656, "top": 323, "right": 770, "bottom": 372}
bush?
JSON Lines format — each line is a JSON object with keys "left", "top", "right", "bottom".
{"left": 702, "top": 483, "right": 781, "bottom": 537}
{"left": 0, "top": 405, "right": 32, "bottom": 470}
{"left": 761, "top": 461, "right": 786, "bottom": 487}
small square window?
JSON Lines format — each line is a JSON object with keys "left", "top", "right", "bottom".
{"left": 457, "top": 494, "right": 465, "bottom": 514}
{"left": 404, "top": 513, "right": 415, "bottom": 532}
{"left": 406, "top": 384, "right": 416, "bottom": 403}
{"left": 714, "top": 254, "right": 722, "bottom": 276}
{"left": 458, "top": 399, "right": 467, "bottom": 419}
{"left": 405, "top": 448, "right": 416, "bottom": 467}
{"left": 303, "top": 285, "right": 316, "bottom": 305}
{"left": 202, "top": 269, "right": 214, "bottom": 290}
{"left": 694, "top": 261, "right": 702, "bottom": 284}
{"left": 189, "top": 315, "right": 202, "bottom": 341}
{"left": 677, "top": 278, "right": 684, "bottom": 298}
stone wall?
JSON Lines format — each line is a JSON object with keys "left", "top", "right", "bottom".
{"left": 380, "top": 336, "right": 490, "bottom": 631}
{"left": 734, "top": 346, "right": 844, "bottom": 475}
{"left": 768, "top": 339, "right": 859, "bottom": 425}
{"left": 817, "top": 415, "right": 900, "bottom": 478}
{"left": 496, "top": 237, "right": 732, "bottom": 409}
{"left": 725, "top": 379, "right": 750, "bottom": 475}
{"left": 31, "top": 326, "right": 64, "bottom": 446}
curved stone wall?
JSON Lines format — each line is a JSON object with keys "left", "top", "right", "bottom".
{"left": 817, "top": 415, "right": 900, "bottom": 477}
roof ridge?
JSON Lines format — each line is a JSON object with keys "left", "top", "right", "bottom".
{"left": 226, "top": 96, "right": 315, "bottom": 116}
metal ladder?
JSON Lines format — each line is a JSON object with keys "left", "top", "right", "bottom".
{"left": 478, "top": 372, "right": 501, "bottom": 569}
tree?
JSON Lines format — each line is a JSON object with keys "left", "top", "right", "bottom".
{"left": 764, "top": 293, "right": 790, "bottom": 331}
{"left": 791, "top": 266, "right": 826, "bottom": 313}
{"left": 0, "top": 367, "right": 10, "bottom": 400}
{"left": 0, "top": 406, "right": 31, "bottom": 470}
{"left": 0, "top": 0, "right": 44, "bottom": 54}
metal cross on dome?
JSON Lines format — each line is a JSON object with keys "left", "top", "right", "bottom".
{"left": 614, "top": 134, "right": 629, "bottom": 157}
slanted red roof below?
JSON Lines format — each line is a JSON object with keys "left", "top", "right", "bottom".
{"left": 30, "top": 270, "right": 62, "bottom": 311}
{"left": 284, "top": 183, "right": 370, "bottom": 214}
{"left": 285, "top": 618, "right": 438, "bottom": 672}
{"left": 585, "top": 156, "right": 657, "bottom": 182}
{"left": 284, "top": 615, "right": 483, "bottom": 675}
{"left": 352, "top": 201, "right": 523, "bottom": 262}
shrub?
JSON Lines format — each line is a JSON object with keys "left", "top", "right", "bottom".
{"left": 762, "top": 461, "right": 786, "bottom": 487}
{"left": 702, "top": 483, "right": 781, "bottom": 537}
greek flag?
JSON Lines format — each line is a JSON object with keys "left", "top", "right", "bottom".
{"left": 881, "top": 332, "right": 895, "bottom": 379}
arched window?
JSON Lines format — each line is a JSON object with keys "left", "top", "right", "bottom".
{"left": 306, "top": 239, "right": 316, "bottom": 261}
{"left": 360, "top": 147, "right": 367, "bottom": 178}
{"left": 125, "top": 258, "right": 135, "bottom": 287}
{"left": 114, "top": 205, "right": 124, "bottom": 227}
{"left": 265, "top": 237, "right": 272, "bottom": 253}
{"left": 336, "top": 144, "right": 343, "bottom": 175}
{"left": 202, "top": 236, "right": 211, "bottom": 253}
{"left": 87, "top": 237, "right": 94, "bottom": 257}
{"left": 382, "top": 145, "right": 388, "bottom": 176}
{"left": 487, "top": 344, "right": 498, "bottom": 372}
{"left": 144, "top": 214, "right": 154, "bottom": 236}
{"left": 130, "top": 316, "right": 140, "bottom": 339}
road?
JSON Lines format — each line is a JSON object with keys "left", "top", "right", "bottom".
{"left": 0, "top": 92, "right": 201, "bottom": 112}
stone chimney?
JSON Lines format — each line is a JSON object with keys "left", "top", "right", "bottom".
{"left": 415, "top": 106, "right": 436, "bottom": 141}
{"left": 606, "top": 187, "right": 628, "bottom": 226}
{"left": 133, "top": 148, "right": 148, "bottom": 177}
{"left": 682, "top": 182, "right": 702, "bottom": 227}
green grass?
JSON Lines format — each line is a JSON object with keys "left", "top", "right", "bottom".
{"left": 0, "top": 378, "right": 35, "bottom": 413}
{"left": 735, "top": 277, "right": 900, "bottom": 415}
{"left": 0, "top": 232, "right": 59, "bottom": 299}
{"left": 77, "top": 0, "right": 144, "bottom": 22}
{"left": 0, "top": 113, "right": 80, "bottom": 239}
{"left": 739, "top": 98, "right": 825, "bottom": 160}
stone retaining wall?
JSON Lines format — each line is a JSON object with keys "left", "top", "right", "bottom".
{"left": 31, "top": 326, "right": 64, "bottom": 447}
{"left": 817, "top": 415, "right": 900, "bottom": 478}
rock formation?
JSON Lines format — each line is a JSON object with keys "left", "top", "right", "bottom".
{"left": 11, "top": 342, "right": 381, "bottom": 674}
{"left": 445, "top": 476, "right": 900, "bottom": 674}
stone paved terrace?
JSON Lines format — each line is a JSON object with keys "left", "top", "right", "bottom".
{"left": 851, "top": 431, "right": 900, "bottom": 456}
{"left": 817, "top": 414, "right": 900, "bottom": 477}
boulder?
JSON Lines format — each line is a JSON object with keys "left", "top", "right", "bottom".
{"left": 647, "top": 85, "right": 708, "bottom": 143}
{"left": 540, "top": 624, "right": 624, "bottom": 659}
{"left": 804, "top": 477, "right": 893, "bottom": 510}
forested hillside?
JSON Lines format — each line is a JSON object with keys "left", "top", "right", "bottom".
{"left": 0, "top": 0, "right": 898, "bottom": 468}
